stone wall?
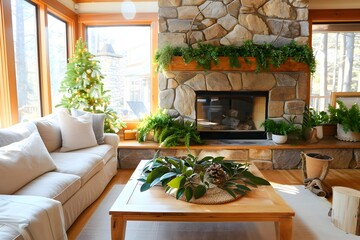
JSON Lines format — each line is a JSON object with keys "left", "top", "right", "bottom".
{"left": 158, "top": 0, "right": 309, "bottom": 48}
{"left": 157, "top": 0, "right": 310, "bottom": 126}
{"left": 119, "top": 148, "right": 360, "bottom": 170}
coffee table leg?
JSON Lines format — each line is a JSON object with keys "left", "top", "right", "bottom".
{"left": 111, "top": 216, "right": 126, "bottom": 240}
{"left": 275, "top": 217, "right": 293, "bottom": 240}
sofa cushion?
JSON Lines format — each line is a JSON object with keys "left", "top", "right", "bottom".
{"left": 0, "top": 195, "right": 67, "bottom": 240}
{"left": 71, "top": 109, "right": 106, "bottom": 145}
{"left": 50, "top": 152, "right": 104, "bottom": 186}
{"left": 58, "top": 109, "right": 97, "bottom": 152}
{"left": 0, "top": 121, "right": 37, "bottom": 147}
{"left": 35, "top": 113, "right": 62, "bottom": 152}
{"left": 0, "top": 132, "right": 57, "bottom": 194}
{"left": 15, "top": 172, "right": 81, "bottom": 205}
{"left": 72, "top": 144, "right": 115, "bottom": 164}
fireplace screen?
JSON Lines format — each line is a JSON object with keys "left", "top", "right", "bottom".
{"left": 196, "top": 91, "right": 268, "bottom": 139}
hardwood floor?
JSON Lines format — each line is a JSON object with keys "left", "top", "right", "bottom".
{"left": 66, "top": 168, "right": 360, "bottom": 239}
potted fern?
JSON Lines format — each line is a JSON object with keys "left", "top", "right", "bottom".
{"left": 261, "top": 119, "right": 296, "bottom": 144}
{"left": 137, "top": 110, "right": 202, "bottom": 148}
{"left": 328, "top": 100, "right": 360, "bottom": 142}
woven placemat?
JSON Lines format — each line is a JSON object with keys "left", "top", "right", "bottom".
{"left": 168, "top": 187, "right": 242, "bottom": 204}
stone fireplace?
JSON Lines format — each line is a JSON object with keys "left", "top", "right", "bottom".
{"left": 157, "top": 0, "right": 309, "bottom": 139}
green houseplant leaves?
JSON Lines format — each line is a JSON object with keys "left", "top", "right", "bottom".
{"left": 139, "top": 152, "right": 270, "bottom": 202}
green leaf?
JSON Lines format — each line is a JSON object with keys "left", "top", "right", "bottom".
{"left": 248, "top": 176, "right": 270, "bottom": 185}
{"left": 159, "top": 172, "right": 177, "bottom": 181}
{"left": 185, "top": 187, "right": 193, "bottom": 202}
{"left": 233, "top": 188, "right": 246, "bottom": 195}
{"left": 236, "top": 184, "right": 251, "bottom": 191}
{"left": 176, "top": 188, "right": 185, "bottom": 199}
{"left": 224, "top": 188, "right": 236, "bottom": 198}
{"left": 167, "top": 176, "right": 186, "bottom": 189}
{"left": 194, "top": 185, "right": 207, "bottom": 199}
{"left": 146, "top": 166, "right": 169, "bottom": 183}
{"left": 200, "top": 172, "right": 204, "bottom": 182}
{"left": 150, "top": 177, "right": 162, "bottom": 187}
{"left": 140, "top": 183, "right": 151, "bottom": 192}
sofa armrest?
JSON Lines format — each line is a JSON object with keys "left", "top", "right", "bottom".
{"left": 103, "top": 133, "right": 119, "bottom": 158}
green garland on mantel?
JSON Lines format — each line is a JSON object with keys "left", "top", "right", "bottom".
{"left": 154, "top": 40, "right": 316, "bottom": 74}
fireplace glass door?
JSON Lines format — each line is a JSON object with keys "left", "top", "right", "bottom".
{"left": 196, "top": 91, "right": 268, "bottom": 139}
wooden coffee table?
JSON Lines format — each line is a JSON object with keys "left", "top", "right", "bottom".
{"left": 110, "top": 160, "right": 294, "bottom": 240}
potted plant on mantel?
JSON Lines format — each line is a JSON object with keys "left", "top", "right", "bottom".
{"left": 261, "top": 119, "right": 297, "bottom": 144}
{"left": 328, "top": 100, "right": 360, "bottom": 142}
{"left": 303, "top": 106, "right": 330, "bottom": 140}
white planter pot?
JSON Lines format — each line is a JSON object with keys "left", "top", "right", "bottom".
{"left": 272, "top": 134, "right": 287, "bottom": 144}
{"left": 336, "top": 124, "right": 360, "bottom": 142}
{"left": 314, "top": 125, "right": 323, "bottom": 139}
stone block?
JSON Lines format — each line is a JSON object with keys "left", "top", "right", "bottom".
{"left": 227, "top": 0, "right": 240, "bottom": 17}
{"left": 167, "top": 78, "right": 178, "bottom": 89}
{"left": 354, "top": 149, "right": 360, "bottom": 168}
{"left": 158, "top": 33, "right": 187, "bottom": 48}
{"left": 269, "top": 87, "right": 296, "bottom": 101}
{"left": 159, "top": 7, "right": 177, "bottom": 18}
{"left": 300, "top": 21, "right": 309, "bottom": 36}
{"left": 187, "top": 31, "right": 204, "bottom": 45}
{"left": 249, "top": 149, "right": 272, "bottom": 160}
{"left": 296, "top": 8, "right": 308, "bottom": 21}
{"left": 242, "top": 72, "right": 276, "bottom": 91}
{"left": 239, "top": 14, "right": 269, "bottom": 35}
{"left": 259, "top": 0, "right": 296, "bottom": 19}
{"left": 178, "top": 6, "right": 202, "bottom": 20}
{"left": 268, "top": 101, "right": 284, "bottom": 118}
{"left": 159, "top": 17, "right": 168, "bottom": 33}
{"left": 174, "top": 85, "right": 196, "bottom": 119}
{"left": 267, "top": 20, "right": 300, "bottom": 39}
{"left": 220, "top": 25, "right": 252, "bottom": 46}
{"left": 183, "top": 0, "right": 206, "bottom": 5}
{"left": 167, "top": 19, "right": 193, "bottom": 33}
{"left": 284, "top": 100, "right": 305, "bottom": 115}
{"left": 303, "top": 149, "right": 353, "bottom": 169}
{"left": 218, "top": 14, "right": 238, "bottom": 31}
{"left": 253, "top": 34, "right": 293, "bottom": 47}
{"left": 241, "top": 0, "right": 267, "bottom": 9}
{"left": 159, "top": 89, "right": 175, "bottom": 109}
{"left": 206, "top": 72, "right": 231, "bottom": 91}
{"left": 275, "top": 73, "right": 297, "bottom": 87}
{"left": 159, "top": 0, "right": 181, "bottom": 7}
{"left": 296, "top": 72, "right": 308, "bottom": 100}
{"left": 273, "top": 149, "right": 302, "bottom": 169}
{"left": 199, "top": 1, "right": 227, "bottom": 19}
{"left": 184, "top": 74, "right": 206, "bottom": 90}
{"left": 289, "top": 0, "right": 309, "bottom": 7}
{"left": 228, "top": 73, "right": 242, "bottom": 90}
{"left": 251, "top": 160, "right": 273, "bottom": 170}
{"left": 158, "top": 73, "right": 167, "bottom": 91}
{"left": 119, "top": 149, "right": 157, "bottom": 169}
{"left": 203, "top": 23, "right": 228, "bottom": 40}
{"left": 176, "top": 72, "right": 197, "bottom": 84}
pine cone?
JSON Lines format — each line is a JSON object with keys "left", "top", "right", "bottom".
{"left": 204, "top": 163, "right": 229, "bottom": 185}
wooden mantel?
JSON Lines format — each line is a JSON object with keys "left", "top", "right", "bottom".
{"left": 166, "top": 56, "right": 309, "bottom": 72}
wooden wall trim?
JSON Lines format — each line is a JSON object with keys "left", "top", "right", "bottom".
{"left": 0, "top": 0, "right": 19, "bottom": 126}
{"left": 309, "top": 9, "right": 360, "bottom": 23}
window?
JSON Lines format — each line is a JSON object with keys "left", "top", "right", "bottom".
{"left": 47, "top": 13, "right": 68, "bottom": 111}
{"left": 86, "top": 26, "right": 151, "bottom": 121}
{"left": 311, "top": 23, "right": 360, "bottom": 111}
{"left": 11, "top": 0, "right": 41, "bottom": 121}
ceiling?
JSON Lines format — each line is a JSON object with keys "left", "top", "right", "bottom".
{"left": 57, "top": 0, "right": 360, "bottom": 14}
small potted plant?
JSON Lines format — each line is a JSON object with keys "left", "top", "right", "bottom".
{"left": 137, "top": 109, "right": 172, "bottom": 142}
{"left": 303, "top": 106, "right": 329, "bottom": 140}
{"left": 328, "top": 100, "right": 360, "bottom": 142}
{"left": 261, "top": 119, "right": 296, "bottom": 144}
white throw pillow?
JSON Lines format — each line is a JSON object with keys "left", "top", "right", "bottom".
{"left": 71, "top": 109, "right": 105, "bottom": 144}
{"left": 58, "top": 109, "right": 97, "bottom": 152}
{"left": 35, "top": 114, "right": 62, "bottom": 152}
{"left": 0, "top": 132, "right": 57, "bottom": 194}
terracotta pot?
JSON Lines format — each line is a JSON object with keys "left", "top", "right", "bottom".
{"left": 301, "top": 152, "right": 333, "bottom": 180}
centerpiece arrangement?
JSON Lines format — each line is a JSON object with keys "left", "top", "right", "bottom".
{"left": 139, "top": 152, "right": 270, "bottom": 204}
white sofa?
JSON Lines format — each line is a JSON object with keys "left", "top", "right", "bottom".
{"left": 0, "top": 111, "right": 119, "bottom": 239}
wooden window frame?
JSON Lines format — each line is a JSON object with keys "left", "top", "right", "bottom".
{"left": 0, "top": 0, "right": 77, "bottom": 127}
{"left": 78, "top": 13, "right": 158, "bottom": 129}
